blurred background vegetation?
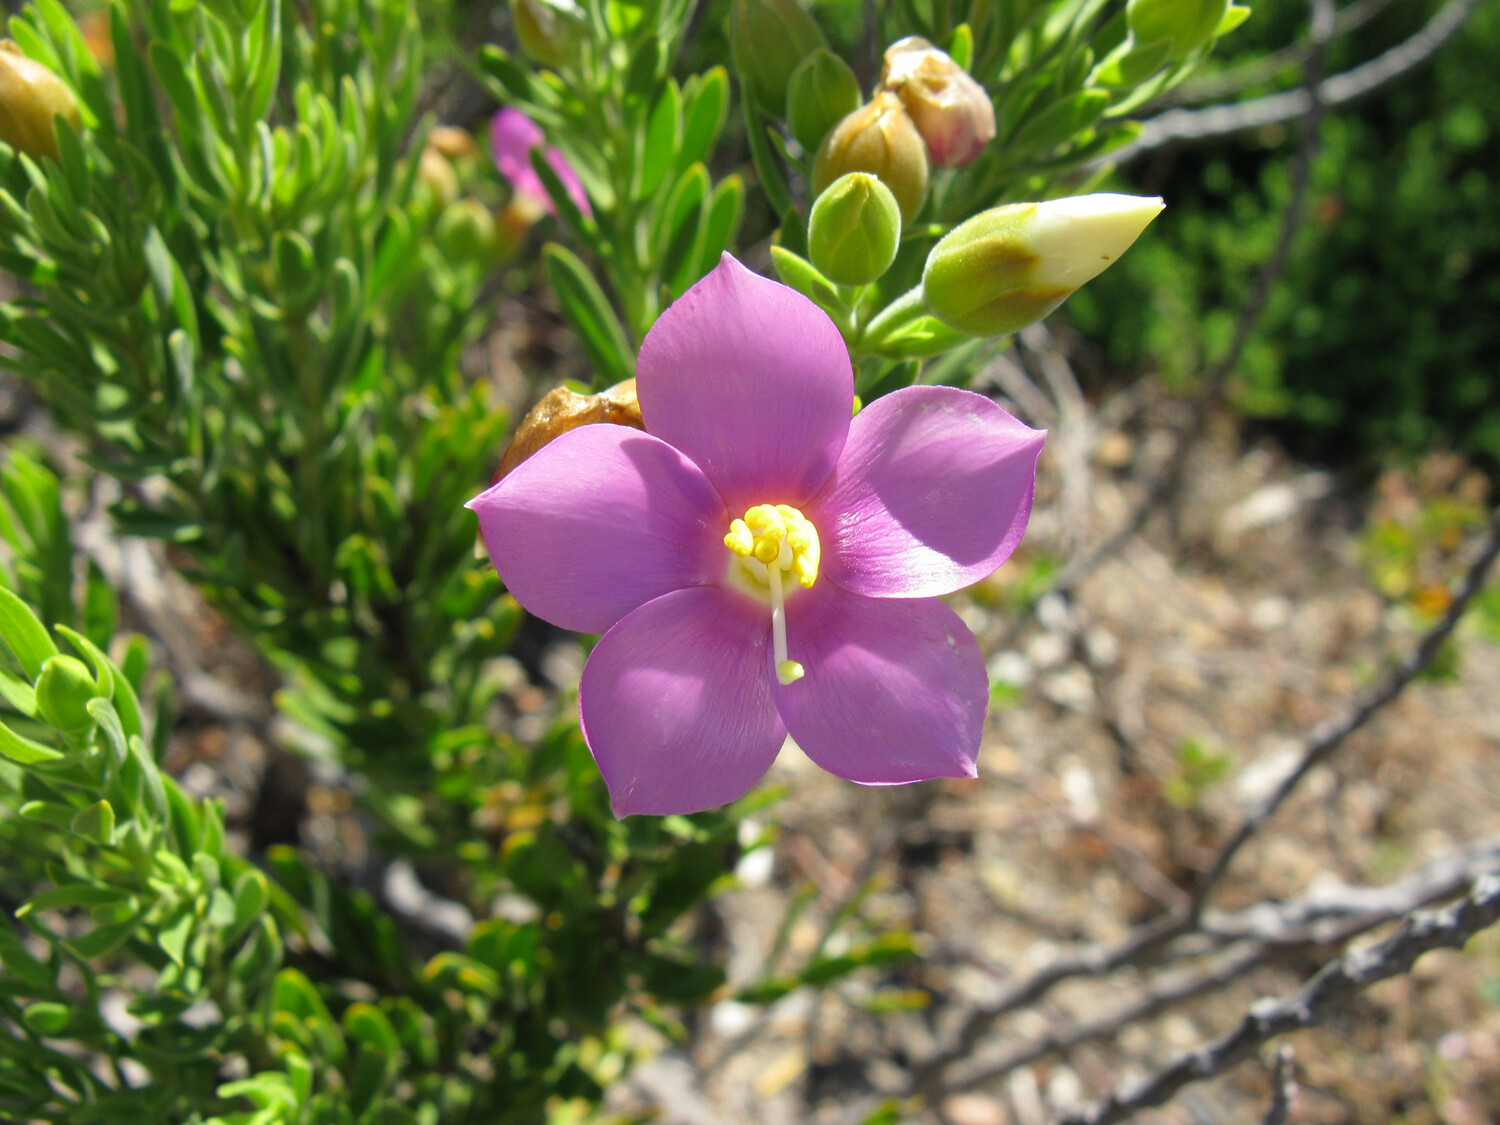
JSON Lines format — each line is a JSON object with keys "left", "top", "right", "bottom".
{"left": 1068, "top": 0, "right": 1500, "bottom": 476}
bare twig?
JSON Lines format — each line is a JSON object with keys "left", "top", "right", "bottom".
{"left": 910, "top": 504, "right": 1500, "bottom": 1101}
{"left": 1260, "top": 1045, "right": 1298, "bottom": 1125}
{"left": 945, "top": 942, "right": 1268, "bottom": 1094}
{"left": 1114, "top": 0, "right": 1482, "bottom": 160}
{"left": 1166, "top": 0, "right": 1397, "bottom": 105}
{"left": 1059, "top": 874, "right": 1500, "bottom": 1125}
{"left": 938, "top": 834, "right": 1500, "bottom": 1095}
{"left": 1188, "top": 507, "right": 1500, "bottom": 922}
{"left": 1200, "top": 833, "right": 1500, "bottom": 946}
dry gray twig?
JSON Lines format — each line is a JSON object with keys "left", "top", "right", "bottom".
{"left": 909, "top": 501, "right": 1500, "bottom": 1102}
{"left": 1188, "top": 505, "right": 1500, "bottom": 922}
{"left": 937, "top": 833, "right": 1500, "bottom": 1096}
{"left": 1260, "top": 1044, "right": 1298, "bottom": 1125}
{"left": 1059, "top": 874, "right": 1500, "bottom": 1125}
{"left": 1114, "top": 0, "right": 1482, "bottom": 159}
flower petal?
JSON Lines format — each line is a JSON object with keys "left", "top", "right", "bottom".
{"left": 773, "top": 584, "right": 986, "bottom": 784}
{"left": 467, "top": 424, "right": 726, "bottom": 633}
{"left": 580, "top": 587, "right": 785, "bottom": 816}
{"left": 491, "top": 106, "right": 546, "bottom": 195}
{"left": 636, "top": 255, "right": 854, "bottom": 512}
{"left": 811, "top": 386, "right": 1045, "bottom": 597}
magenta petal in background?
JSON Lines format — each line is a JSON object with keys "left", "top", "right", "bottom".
{"left": 636, "top": 255, "right": 854, "bottom": 513}
{"left": 467, "top": 425, "right": 726, "bottom": 634}
{"left": 490, "top": 106, "right": 592, "bottom": 217}
{"left": 812, "top": 386, "right": 1045, "bottom": 598}
{"left": 772, "top": 585, "right": 986, "bottom": 784}
{"left": 581, "top": 587, "right": 786, "bottom": 816}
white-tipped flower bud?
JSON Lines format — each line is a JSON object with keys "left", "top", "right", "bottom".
{"left": 922, "top": 193, "right": 1164, "bottom": 337}
{"left": 879, "top": 36, "right": 995, "bottom": 168}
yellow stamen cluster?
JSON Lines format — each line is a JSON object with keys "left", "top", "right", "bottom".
{"left": 723, "top": 504, "right": 821, "bottom": 589}
{"left": 724, "top": 504, "right": 821, "bottom": 685}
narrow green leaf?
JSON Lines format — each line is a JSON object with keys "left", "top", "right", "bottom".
{"left": 742, "top": 100, "right": 791, "bottom": 217}
{"left": 0, "top": 584, "right": 58, "bottom": 679}
{"left": 157, "top": 908, "right": 192, "bottom": 967}
{"left": 22, "top": 883, "right": 133, "bottom": 914}
{"left": 22, "top": 1001, "right": 71, "bottom": 1036}
{"left": 0, "top": 717, "right": 62, "bottom": 763}
{"left": 66, "top": 917, "right": 136, "bottom": 960}
{"left": 71, "top": 799, "right": 115, "bottom": 846}
{"left": 656, "top": 163, "right": 709, "bottom": 298}
{"left": 698, "top": 174, "right": 745, "bottom": 277}
{"left": 639, "top": 79, "right": 681, "bottom": 199}
{"left": 0, "top": 668, "right": 37, "bottom": 715}
{"left": 540, "top": 242, "right": 634, "bottom": 385}
{"left": 680, "top": 67, "right": 728, "bottom": 170}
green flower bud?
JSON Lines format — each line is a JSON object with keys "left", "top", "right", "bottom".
{"left": 436, "top": 198, "right": 499, "bottom": 262}
{"left": 510, "top": 0, "right": 586, "bottom": 69}
{"left": 729, "top": 0, "right": 826, "bottom": 118}
{"left": 34, "top": 654, "right": 98, "bottom": 744}
{"left": 811, "top": 92, "right": 930, "bottom": 225}
{"left": 786, "top": 49, "right": 860, "bottom": 153}
{"left": 0, "top": 40, "right": 80, "bottom": 161}
{"left": 923, "top": 194, "right": 1164, "bottom": 337}
{"left": 1126, "top": 0, "right": 1230, "bottom": 60}
{"left": 808, "top": 173, "right": 901, "bottom": 286}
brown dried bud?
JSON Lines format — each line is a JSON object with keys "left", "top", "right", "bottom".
{"left": 0, "top": 41, "right": 80, "bottom": 161}
{"left": 428, "top": 126, "right": 478, "bottom": 161}
{"left": 811, "top": 91, "right": 930, "bottom": 225}
{"left": 494, "top": 379, "right": 644, "bottom": 482}
{"left": 879, "top": 36, "right": 995, "bottom": 168}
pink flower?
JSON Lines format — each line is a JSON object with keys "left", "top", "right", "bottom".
{"left": 489, "top": 106, "right": 592, "bottom": 218}
{"left": 467, "top": 256, "right": 1045, "bottom": 816}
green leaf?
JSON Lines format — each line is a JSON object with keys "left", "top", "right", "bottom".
{"left": 157, "top": 908, "right": 193, "bottom": 967}
{"left": 640, "top": 79, "right": 681, "bottom": 199}
{"left": 22, "top": 883, "right": 134, "bottom": 915}
{"left": 1215, "top": 4, "right": 1251, "bottom": 35}
{"left": 529, "top": 146, "right": 596, "bottom": 241}
{"left": 65, "top": 918, "right": 137, "bottom": 960}
{"left": 540, "top": 242, "right": 634, "bottom": 385}
{"left": 0, "top": 925, "right": 54, "bottom": 988}
{"left": 742, "top": 100, "right": 791, "bottom": 217}
{"left": 0, "top": 668, "right": 37, "bottom": 715}
{"left": 1008, "top": 89, "right": 1111, "bottom": 154}
{"left": 698, "top": 174, "right": 745, "bottom": 279}
{"left": 22, "top": 1001, "right": 71, "bottom": 1036}
{"left": 58, "top": 625, "right": 143, "bottom": 742}
{"left": 343, "top": 1002, "right": 401, "bottom": 1070}
{"left": 947, "top": 23, "right": 974, "bottom": 71}
{"left": 0, "top": 585, "right": 58, "bottom": 679}
{"left": 680, "top": 67, "right": 729, "bottom": 170}
{"left": 476, "top": 44, "right": 538, "bottom": 103}
{"left": 229, "top": 869, "right": 268, "bottom": 938}
{"left": 71, "top": 799, "right": 115, "bottom": 846}
{"left": 769, "top": 247, "right": 848, "bottom": 323}
{"left": 0, "top": 717, "right": 62, "bottom": 763}
{"left": 657, "top": 163, "right": 709, "bottom": 298}
{"left": 19, "top": 799, "right": 76, "bottom": 828}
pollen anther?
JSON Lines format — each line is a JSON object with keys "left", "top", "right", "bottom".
{"left": 724, "top": 504, "right": 821, "bottom": 685}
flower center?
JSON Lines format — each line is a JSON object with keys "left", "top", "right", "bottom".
{"left": 723, "top": 504, "right": 821, "bottom": 686}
